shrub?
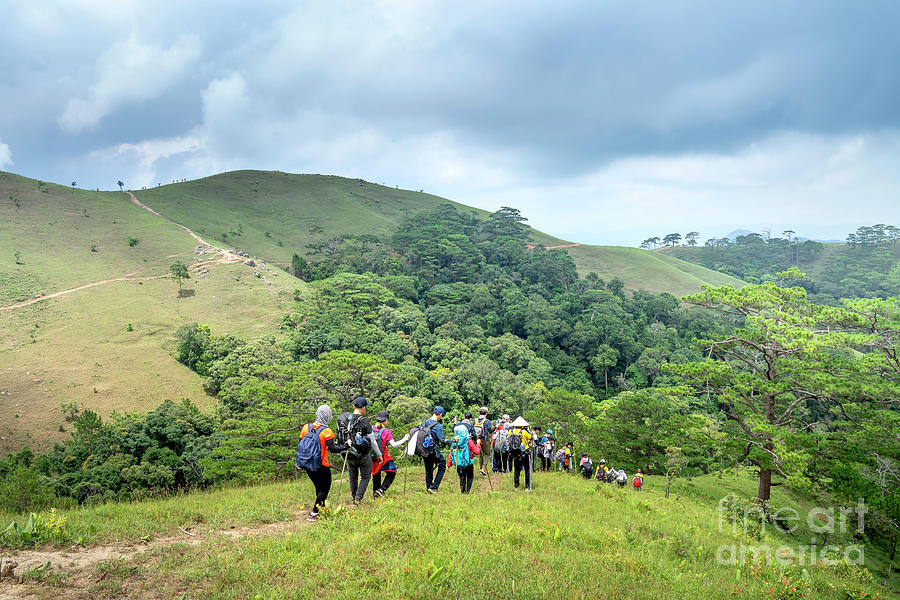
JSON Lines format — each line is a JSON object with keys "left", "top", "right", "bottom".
{"left": 0, "top": 466, "right": 55, "bottom": 513}
{"left": 128, "top": 237, "right": 139, "bottom": 247}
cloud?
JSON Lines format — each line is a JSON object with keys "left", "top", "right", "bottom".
{"left": 58, "top": 33, "right": 201, "bottom": 133}
{"left": 0, "top": 138, "right": 11, "bottom": 168}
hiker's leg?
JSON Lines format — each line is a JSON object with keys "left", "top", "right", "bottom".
{"left": 373, "top": 469, "right": 382, "bottom": 495}
{"left": 464, "top": 465, "right": 474, "bottom": 493}
{"left": 458, "top": 467, "right": 466, "bottom": 493}
{"left": 355, "top": 459, "right": 372, "bottom": 502}
{"left": 424, "top": 456, "right": 435, "bottom": 489}
{"left": 347, "top": 460, "right": 359, "bottom": 499}
{"left": 432, "top": 454, "right": 446, "bottom": 489}
{"left": 524, "top": 455, "right": 532, "bottom": 489}
{"left": 380, "top": 471, "right": 396, "bottom": 493}
{"left": 513, "top": 455, "right": 521, "bottom": 488}
{"left": 308, "top": 467, "right": 331, "bottom": 513}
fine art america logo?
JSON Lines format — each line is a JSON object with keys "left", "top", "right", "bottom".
{"left": 716, "top": 496, "right": 867, "bottom": 566}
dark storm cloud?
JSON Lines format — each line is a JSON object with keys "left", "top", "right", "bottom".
{"left": 0, "top": 0, "right": 897, "bottom": 244}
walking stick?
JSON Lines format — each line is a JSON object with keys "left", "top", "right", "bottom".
{"left": 338, "top": 453, "right": 348, "bottom": 503}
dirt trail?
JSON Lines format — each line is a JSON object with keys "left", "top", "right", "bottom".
{"left": 0, "top": 274, "right": 165, "bottom": 311}
{"left": 524, "top": 243, "right": 582, "bottom": 250}
{"left": 0, "top": 517, "right": 306, "bottom": 598}
{"left": 0, "top": 194, "right": 246, "bottom": 312}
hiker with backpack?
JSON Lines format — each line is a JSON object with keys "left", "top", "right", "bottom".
{"left": 295, "top": 404, "right": 349, "bottom": 522}
{"left": 337, "top": 397, "right": 382, "bottom": 506}
{"left": 561, "top": 441, "right": 573, "bottom": 473}
{"left": 531, "top": 426, "right": 543, "bottom": 473}
{"left": 492, "top": 415, "right": 512, "bottom": 473}
{"left": 616, "top": 469, "right": 628, "bottom": 487}
{"left": 579, "top": 453, "right": 593, "bottom": 479}
{"left": 449, "top": 422, "right": 482, "bottom": 493}
{"left": 633, "top": 469, "right": 643, "bottom": 491}
{"left": 541, "top": 429, "right": 555, "bottom": 472}
{"left": 371, "top": 410, "right": 410, "bottom": 498}
{"left": 472, "top": 407, "right": 492, "bottom": 476}
{"left": 415, "top": 406, "right": 448, "bottom": 494}
{"left": 509, "top": 416, "right": 533, "bottom": 490}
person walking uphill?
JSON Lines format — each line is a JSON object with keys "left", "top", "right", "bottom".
{"left": 417, "top": 406, "right": 448, "bottom": 494}
{"left": 449, "top": 422, "right": 482, "bottom": 493}
{"left": 371, "top": 410, "right": 409, "bottom": 498}
{"left": 338, "top": 397, "right": 382, "bottom": 506}
{"left": 295, "top": 405, "right": 348, "bottom": 522}
{"left": 509, "top": 416, "right": 534, "bottom": 490}
{"left": 473, "top": 407, "right": 492, "bottom": 476}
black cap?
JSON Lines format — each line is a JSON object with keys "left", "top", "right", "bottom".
{"left": 375, "top": 410, "right": 389, "bottom": 422}
{"left": 465, "top": 412, "right": 472, "bottom": 420}
{"left": 353, "top": 397, "right": 368, "bottom": 408}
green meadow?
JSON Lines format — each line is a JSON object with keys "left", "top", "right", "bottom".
{"left": 2, "top": 470, "right": 889, "bottom": 599}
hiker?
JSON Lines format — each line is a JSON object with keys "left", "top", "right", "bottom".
{"left": 532, "top": 426, "right": 543, "bottom": 472}
{"left": 579, "top": 453, "right": 593, "bottom": 479}
{"left": 541, "top": 429, "right": 555, "bottom": 472}
{"left": 616, "top": 468, "right": 628, "bottom": 487}
{"left": 372, "top": 410, "right": 410, "bottom": 498}
{"left": 449, "top": 422, "right": 482, "bottom": 493}
{"left": 562, "top": 441, "right": 573, "bottom": 473}
{"left": 461, "top": 412, "right": 477, "bottom": 439}
{"left": 633, "top": 469, "right": 643, "bottom": 491}
{"left": 472, "top": 407, "right": 492, "bottom": 476}
{"left": 509, "top": 416, "right": 533, "bottom": 490}
{"left": 339, "top": 397, "right": 382, "bottom": 505}
{"left": 492, "top": 414, "right": 512, "bottom": 473}
{"left": 295, "top": 404, "right": 348, "bottom": 522}
{"left": 418, "top": 406, "right": 448, "bottom": 494}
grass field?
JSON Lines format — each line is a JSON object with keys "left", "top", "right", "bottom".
{"left": 133, "top": 170, "right": 745, "bottom": 295}
{"left": 1, "top": 469, "right": 891, "bottom": 599}
{"left": 0, "top": 171, "right": 304, "bottom": 453}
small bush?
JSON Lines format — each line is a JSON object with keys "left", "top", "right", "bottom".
{"left": 0, "top": 466, "right": 55, "bottom": 513}
{"left": 128, "top": 237, "right": 139, "bottom": 247}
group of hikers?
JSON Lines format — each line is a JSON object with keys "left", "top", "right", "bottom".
{"left": 294, "top": 398, "right": 644, "bottom": 522}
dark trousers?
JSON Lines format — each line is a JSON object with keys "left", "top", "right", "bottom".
{"left": 513, "top": 453, "right": 532, "bottom": 489}
{"left": 457, "top": 464, "right": 474, "bottom": 493}
{"left": 424, "top": 453, "right": 446, "bottom": 490}
{"left": 306, "top": 467, "right": 332, "bottom": 513}
{"left": 347, "top": 459, "right": 372, "bottom": 502}
{"left": 541, "top": 456, "right": 550, "bottom": 471}
{"left": 373, "top": 470, "right": 396, "bottom": 496}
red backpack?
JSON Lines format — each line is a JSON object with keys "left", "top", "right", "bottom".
{"left": 633, "top": 475, "right": 643, "bottom": 488}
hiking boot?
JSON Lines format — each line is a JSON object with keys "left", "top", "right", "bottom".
{"left": 480, "top": 469, "right": 487, "bottom": 476}
{"left": 306, "top": 512, "right": 319, "bottom": 522}
{"left": 374, "top": 489, "right": 384, "bottom": 498}
{"left": 426, "top": 487, "right": 437, "bottom": 495}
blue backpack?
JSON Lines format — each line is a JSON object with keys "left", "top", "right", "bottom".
{"left": 296, "top": 423, "right": 325, "bottom": 471}
{"left": 451, "top": 424, "right": 473, "bottom": 468}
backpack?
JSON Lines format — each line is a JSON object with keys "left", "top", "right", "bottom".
{"left": 554, "top": 448, "right": 565, "bottom": 462}
{"left": 337, "top": 412, "right": 370, "bottom": 460}
{"left": 295, "top": 423, "right": 325, "bottom": 471}
{"left": 450, "top": 424, "right": 473, "bottom": 468}
{"left": 414, "top": 419, "right": 439, "bottom": 458}
{"left": 473, "top": 416, "right": 487, "bottom": 440}
{"left": 543, "top": 442, "right": 553, "bottom": 458}
{"left": 508, "top": 428, "right": 524, "bottom": 455}
{"left": 633, "top": 475, "right": 643, "bottom": 489}
{"left": 617, "top": 471, "right": 627, "bottom": 486}
{"left": 495, "top": 427, "right": 510, "bottom": 453}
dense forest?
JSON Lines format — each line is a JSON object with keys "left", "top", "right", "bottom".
{"left": 658, "top": 224, "right": 900, "bottom": 304}
{"left": 2, "top": 206, "right": 897, "bottom": 554}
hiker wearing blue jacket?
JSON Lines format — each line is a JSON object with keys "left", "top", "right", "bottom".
{"left": 423, "top": 406, "right": 448, "bottom": 494}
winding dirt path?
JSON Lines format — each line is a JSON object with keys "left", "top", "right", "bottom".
{"left": 0, "top": 194, "right": 245, "bottom": 312}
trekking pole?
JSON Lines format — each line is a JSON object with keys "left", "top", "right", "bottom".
{"left": 338, "top": 453, "right": 348, "bottom": 504}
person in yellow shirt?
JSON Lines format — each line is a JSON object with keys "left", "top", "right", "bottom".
{"left": 509, "top": 416, "right": 534, "bottom": 490}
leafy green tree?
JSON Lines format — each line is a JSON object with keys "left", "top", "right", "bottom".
{"left": 117, "top": 180, "right": 124, "bottom": 191}
{"left": 590, "top": 344, "right": 619, "bottom": 393}
{"left": 685, "top": 231, "right": 699, "bottom": 247}
{"left": 169, "top": 260, "right": 190, "bottom": 294}
{"left": 662, "top": 233, "right": 682, "bottom": 247}
{"left": 667, "top": 280, "right": 885, "bottom": 506}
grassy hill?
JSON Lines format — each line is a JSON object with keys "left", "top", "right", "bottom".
{"left": 0, "top": 172, "right": 302, "bottom": 453}
{"left": 134, "top": 170, "right": 745, "bottom": 296}
{"left": 1, "top": 471, "right": 891, "bottom": 598}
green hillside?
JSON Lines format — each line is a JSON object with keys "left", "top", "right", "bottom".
{"left": 0, "top": 172, "right": 302, "bottom": 453}
{"left": 134, "top": 170, "right": 744, "bottom": 295}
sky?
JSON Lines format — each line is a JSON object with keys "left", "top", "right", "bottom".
{"left": 1, "top": 0, "right": 898, "bottom": 246}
